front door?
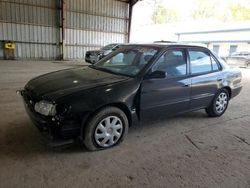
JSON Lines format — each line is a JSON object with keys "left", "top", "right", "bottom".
{"left": 140, "top": 49, "right": 191, "bottom": 120}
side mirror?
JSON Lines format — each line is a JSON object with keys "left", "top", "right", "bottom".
{"left": 147, "top": 70, "right": 166, "bottom": 79}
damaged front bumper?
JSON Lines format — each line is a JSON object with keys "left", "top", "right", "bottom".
{"left": 17, "top": 89, "right": 79, "bottom": 147}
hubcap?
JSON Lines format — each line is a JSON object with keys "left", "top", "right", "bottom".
{"left": 215, "top": 92, "right": 228, "bottom": 114}
{"left": 94, "top": 116, "right": 123, "bottom": 147}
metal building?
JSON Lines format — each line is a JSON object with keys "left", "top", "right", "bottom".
{"left": 176, "top": 27, "right": 250, "bottom": 57}
{"left": 0, "top": 0, "right": 138, "bottom": 60}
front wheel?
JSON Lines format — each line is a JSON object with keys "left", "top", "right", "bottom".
{"left": 82, "top": 107, "right": 129, "bottom": 151}
{"left": 206, "top": 89, "right": 229, "bottom": 117}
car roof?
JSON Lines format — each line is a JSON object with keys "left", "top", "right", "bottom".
{"left": 124, "top": 42, "right": 208, "bottom": 49}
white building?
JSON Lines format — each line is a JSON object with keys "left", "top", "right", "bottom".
{"left": 131, "top": 20, "right": 250, "bottom": 58}
{"left": 176, "top": 22, "right": 250, "bottom": 57}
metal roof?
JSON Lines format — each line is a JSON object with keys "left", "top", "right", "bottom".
{"left": 176, "top": 40, "right": 250, "bottom": 44}
{"left": 176, "top": 28, "right": 250, "bottom": 35}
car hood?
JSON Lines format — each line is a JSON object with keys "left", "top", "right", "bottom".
{"left": 25, "top": 66, "right": 129, "bottom": 100}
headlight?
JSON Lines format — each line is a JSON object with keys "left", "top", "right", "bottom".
{"left": 34, "top": 100, "right": 56, "bottom": 116}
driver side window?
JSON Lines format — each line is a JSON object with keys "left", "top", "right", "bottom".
{"left": 152, "top": 49, "right": 187, "bottom": 77}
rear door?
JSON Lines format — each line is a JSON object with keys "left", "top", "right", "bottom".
{"left": 188, "top": 48, "right": 222, "bottom": 110}
{"left": 140, "top": 48, "right": 191, "bottom": 119}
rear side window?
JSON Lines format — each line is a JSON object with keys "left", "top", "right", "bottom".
{"left": 211, "top": 56, "right": 219, "bottom": 71}
{"left": 189, "top": 50, "right": 212, "bottom": 74}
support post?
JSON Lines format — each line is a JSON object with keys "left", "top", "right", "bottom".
{"left": 127, "top": 2, "right": 133, "bottom": 43}
{"left": 60, "top": 0, "right": 66, "bottom": 60}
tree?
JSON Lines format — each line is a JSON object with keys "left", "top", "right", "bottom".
{"left": 191, "top": 0, "right": 217, "bottom": 19}
{"left": 229, "top": 4, "right": 250, "bottom": 21}
{"left": 152, "top": 5, "right": 179, "bottom": 24}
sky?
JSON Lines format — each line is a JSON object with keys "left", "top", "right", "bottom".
{"left": 132, "top": 0, "right": 250, "bottom": 26}
{"left": 130, "top": 0, "right": 250, "bottom": 42}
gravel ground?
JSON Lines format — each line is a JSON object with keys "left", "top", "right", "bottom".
{"left": 0, "top": 61, "right": 250, "bottom": 188}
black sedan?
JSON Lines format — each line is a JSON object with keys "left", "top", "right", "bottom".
{"left": 19, "top": 44, "right": 242, "bottom": 151}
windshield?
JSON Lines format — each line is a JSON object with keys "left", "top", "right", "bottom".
{"left": 92, "top": 47, "right": 159, "bottom": 77}
{"left": 101, "top": 44, "right": 117, "bottom": 50}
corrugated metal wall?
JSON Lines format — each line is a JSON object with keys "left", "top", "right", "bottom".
{"left": 64, "top": 0, "right": 129, "bottom": 59}
{"left": 0, "top": 0, "right": 129, "bottom": 60}
{"left": 0, "top": 0, "right": 60, "bottom": 59}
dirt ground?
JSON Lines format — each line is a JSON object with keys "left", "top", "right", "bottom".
{"left": 0, "top": 60, "right": 250, "bottom": 188}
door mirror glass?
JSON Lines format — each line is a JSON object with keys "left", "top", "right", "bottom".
{"left": 147, "top": 70, "right": 166, "bottom": 79}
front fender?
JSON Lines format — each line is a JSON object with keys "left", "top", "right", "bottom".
{"left": 57, "top": 78, "right": 141, "bottom": 123}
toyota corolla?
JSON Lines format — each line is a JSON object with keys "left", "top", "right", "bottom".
{"left": 19, "top": 44, "right": 242, "bottom": 151}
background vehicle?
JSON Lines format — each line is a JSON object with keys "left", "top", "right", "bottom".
{"left": 85, "top": 43, "right": 126, "bottom": 64}
{"left": 20, "top": 44, "right": 242, "bottom": 151}
{"left": 226, "top": 51, "right": 250, "bottom": 67}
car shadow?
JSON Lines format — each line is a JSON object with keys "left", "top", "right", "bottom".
{"left": 0, "top": 110, "right": 208, "bottom": 159}
{"left": 0, "top": 119, "right": 86, "bottom": 159}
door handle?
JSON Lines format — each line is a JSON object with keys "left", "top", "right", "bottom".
{"left": 217, "top": 78, "right": 223, "bottom": 81}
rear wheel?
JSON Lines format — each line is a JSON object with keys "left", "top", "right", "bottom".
{"left": 206, "top": 89, "right": 229, "bottom": 117}
{"left": 82, "top": 107, "right": 128, "bottom": 151}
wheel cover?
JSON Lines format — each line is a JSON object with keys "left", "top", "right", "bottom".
{"left": 94, "top": 116, "right": 123, "bottom": 147}
{"left": 215, "top": 92, "right": 228, "bottom": 114}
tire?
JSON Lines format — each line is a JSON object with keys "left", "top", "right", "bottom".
{"left": 82, "top": 107, "right": 129, "bottom": 151}
{"left": 205, "top": 89, "right": 229, "bottom": 117}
